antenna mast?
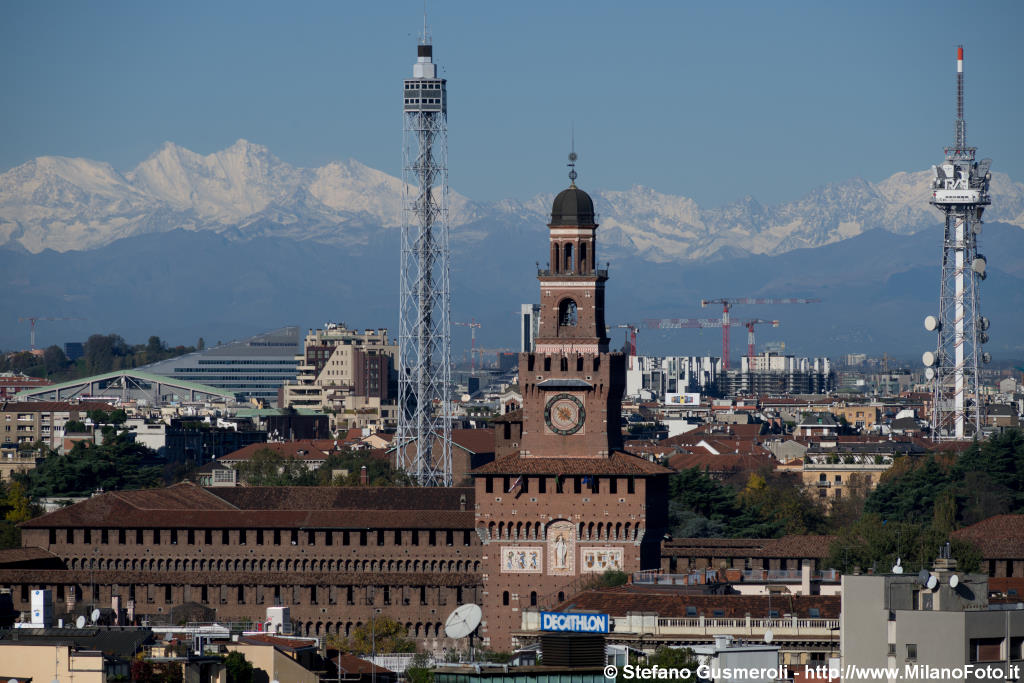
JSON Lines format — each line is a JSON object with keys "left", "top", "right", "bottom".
{"left": 396, "top": 16, "right": 453, "bottom": 485}
{"left": 926, "top": 45, "right": 992, "bottom": 440}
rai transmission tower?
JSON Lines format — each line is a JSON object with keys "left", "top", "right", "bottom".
{"left": 396, "top": 22, "right": 453, "bottom": 485}
{"left": 923, "top": 45, "right": 992, "bottom": 441}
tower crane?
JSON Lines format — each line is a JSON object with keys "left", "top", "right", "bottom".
{"left": 17, "top": 316, "right": 87, "bottom": 350}
{"left": 641, "top": 318, "right": 780, "bottom": 364}
{"left": 699, "top": 297, "right": 821, "bottom": 369}
{"left": 454, "top": 319, "right": 482, "bottom": 371}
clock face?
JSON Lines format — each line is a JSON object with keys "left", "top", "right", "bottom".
{"left": 544, "top": 393, "right": 586, "bottom": 435}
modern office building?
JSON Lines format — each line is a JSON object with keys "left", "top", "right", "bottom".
{"left": 142, "top": 327, "right": 300, "bottom": 406}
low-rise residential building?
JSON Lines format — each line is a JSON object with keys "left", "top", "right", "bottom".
{"left": 0, "top": 401, "right": 87, "bottom": 453}
{"left": 840, "top": 555, "right": 1024, "bottom": 682}
{"left": 0, "top": 372, "right": 52, "bottom": 400}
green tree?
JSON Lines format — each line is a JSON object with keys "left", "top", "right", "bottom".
{"left": 42, "top": 345, "right": 68, "bottom": 376}
{"left": 825, "top": 514, "right": 981, "bottom": 574}
{"left": 16, "top": 434, "right": 163, "bottom": 498}
{"left": 582, "top": 569, "right": 629, "bottom": 590}
{"left": 224, "top": 651, "right": 253, "bottom": 683}
{"left": 406, "top": 652, "right": 435, "bottom": 683}
{"left": 335, "top": 616, "right": 415, "bottom": 655}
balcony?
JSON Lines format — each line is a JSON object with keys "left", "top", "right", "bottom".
{"left": 537, "top": 268, "right": 609, "bottom": 278}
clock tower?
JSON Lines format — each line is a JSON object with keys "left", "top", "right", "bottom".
{"left": 519, "top": 161, "right": 624, "bottom": 459}
{"left": 472, "top": 158, "right": 670, "bottom": 651}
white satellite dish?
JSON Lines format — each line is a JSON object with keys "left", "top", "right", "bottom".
{"left": 923, "top": 315, "right": 940, "bottom": 332}
{"left": 950, "top": 574, "right": 960, "bottom": 588}
{"left": 926, "top": 575, "right": 938, "bottom": 590}
{"left": 76, "top": 615, "right": 86, "bottom": 628}
{"left": 891, "top": 557, "right": 903, "bottom": 574}
{"left": 444, "top": 603, "right": 482, "bottom": 639}
{"left": 91, "top": 608, "right": 101, "bottom": 623}
{"left": 763, "top": 629, "right": 774, "bottom": 644}
{"left": 922, "top": 351, "right": 936, "bottom": 367}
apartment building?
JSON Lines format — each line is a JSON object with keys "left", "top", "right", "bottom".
{"left": 280, "top": 324, "right": 397, "bottom": 432}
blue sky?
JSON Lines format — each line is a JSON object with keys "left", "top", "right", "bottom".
{"left": 2, "top": 0, "right": 1022, "bottom": 207}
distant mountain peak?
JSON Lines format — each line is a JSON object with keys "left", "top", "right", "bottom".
{"left": 1, "top": 140, "right": 1022, "bottom": 256}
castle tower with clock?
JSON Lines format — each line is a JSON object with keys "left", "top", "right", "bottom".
{"left": 472, "top": 158, "right": 670, "bottom": 650}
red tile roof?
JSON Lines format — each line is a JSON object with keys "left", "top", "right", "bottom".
{"left": 0, "top": 401, "right": 85, "bottom": 413}
{"left": 238, "top": 634, "right": 318, "bottom": 651}
{"left": 556, "top": 585, "right": 840, "bottom": 618}
{"left": 952, "top": 515, "right": 1024, "bottom": 558}
{"left": 471, "top": 452, "right": 671, "bottom": 476}
{"left": 662, "top": 535, "right": 835, "bottom": 559}
{"left": 21, "top": 482, "right": 476, "bottom": 529}
{"left": 330, "top": 653, "right": 396, "bottom": 675}
{"left": 219, "top": 440, "right": 339, "bottom": 462}
{"left": 451, "top": 429, "right": 495, "bottom": 455}
{"left": 666, "top": 452, "right": 773, "bottom": 474}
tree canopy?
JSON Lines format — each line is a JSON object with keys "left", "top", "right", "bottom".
{"left": 15, "top": 433, "right": 164, "bottom": 498}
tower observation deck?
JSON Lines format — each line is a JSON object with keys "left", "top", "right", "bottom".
{"left": 924, "top": 45, "right": 992, "bottom": 441}
{"left": 396, "top": 29, "right": 453, "bottom": 485}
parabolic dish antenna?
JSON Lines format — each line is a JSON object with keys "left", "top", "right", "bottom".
{"left": 926, "top": 575, "right": 938, "bottom": 590}
{"left": 76, "top": 615, "right": 86, "bottom": 628}
{"left": 917, "top": 569, "right": 931, "bottom": 586}
{"left": 763, "top": 630, "right": 774, "bottom": 644}
{"left": 891, "top": 557, "right": 903, "bottom": 574}
{"left": 91, "top": 608, "right": 101, "bottom": 623}
{"left": 444, "top": 603, "right": 482, "bottom": 639}
{"left": 950, "top": 574, "right": 960, "bottom": 588}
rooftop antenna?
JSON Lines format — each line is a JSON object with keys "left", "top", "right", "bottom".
{"left": 421, "top": 0, "right": 430, "bottom": 45}
{"left": 568, "top": 124, "right": 578, "bottom": 187}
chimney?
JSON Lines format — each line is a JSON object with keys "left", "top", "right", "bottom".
{"left": 360, "top": 465, "right": 368, "bottom": 486}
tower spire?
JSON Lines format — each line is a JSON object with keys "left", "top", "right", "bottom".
{"left": 567, "top": 125, "right": 578, "bottom": 188}
{"left": 955, "top": 44, "right": 965, "bottom": 153}
{"left": 421, "top": 0, "right": 431, "bottom": 45}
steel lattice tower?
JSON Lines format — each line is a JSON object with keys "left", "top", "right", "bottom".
{"left": 925, "top": 45, "right": 992, "bottom": 441}
{"left": 396, "top": 29, "right": 453, "bottom": 485}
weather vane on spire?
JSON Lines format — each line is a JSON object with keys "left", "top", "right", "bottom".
{"left": 568, "top": 124, "right": 577, "bottom": 187}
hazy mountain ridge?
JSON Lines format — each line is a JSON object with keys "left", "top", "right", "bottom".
{"left": 2, "top": 140, "right": 1023, "bottom": 258}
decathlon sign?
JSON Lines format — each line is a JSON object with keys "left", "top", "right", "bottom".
{"left": 540, "top": 612, "right": 609, "bottom": 633}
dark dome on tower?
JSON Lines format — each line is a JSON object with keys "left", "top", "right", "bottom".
{"left": 550, "top": 186, "right": 595, "bottom": 227}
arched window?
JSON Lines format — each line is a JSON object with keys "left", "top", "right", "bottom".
{"left": 503, "top": 591, "right": 510, "bottom": 606}
{"left": 564, "top": 243, "right": 574, "bottom": 272}
{"left": 558, "top": 299, "right": 578, "bottom": 327}
{"left": 530, "top": 591, "right": 538, "bottom": 607}
{"left": 580, "top": 242, "right": 588, "bottom": 272}
{"left": 552, "top": 243, "right": 561, "bottom": 274}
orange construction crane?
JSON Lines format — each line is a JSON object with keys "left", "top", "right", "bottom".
{"left": 641, "top": 318, "right": 781, "bottom": 365}
{"left": 17, "top": 316, "right": 87, "bottom": 350}
{"left": 699, "top": 298, "right": 820, "bottom": 369}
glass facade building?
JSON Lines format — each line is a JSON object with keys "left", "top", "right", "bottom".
{"left": 142, "top": 327, "right": 300, "bottom": 405}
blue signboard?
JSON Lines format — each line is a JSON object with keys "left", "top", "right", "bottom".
{"left": 540, "top": 611, "right": 609, "bottom": 634}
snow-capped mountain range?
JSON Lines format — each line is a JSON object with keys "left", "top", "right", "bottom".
{"left": 1, "top": 139, "right": 1023, "bottom": 259}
